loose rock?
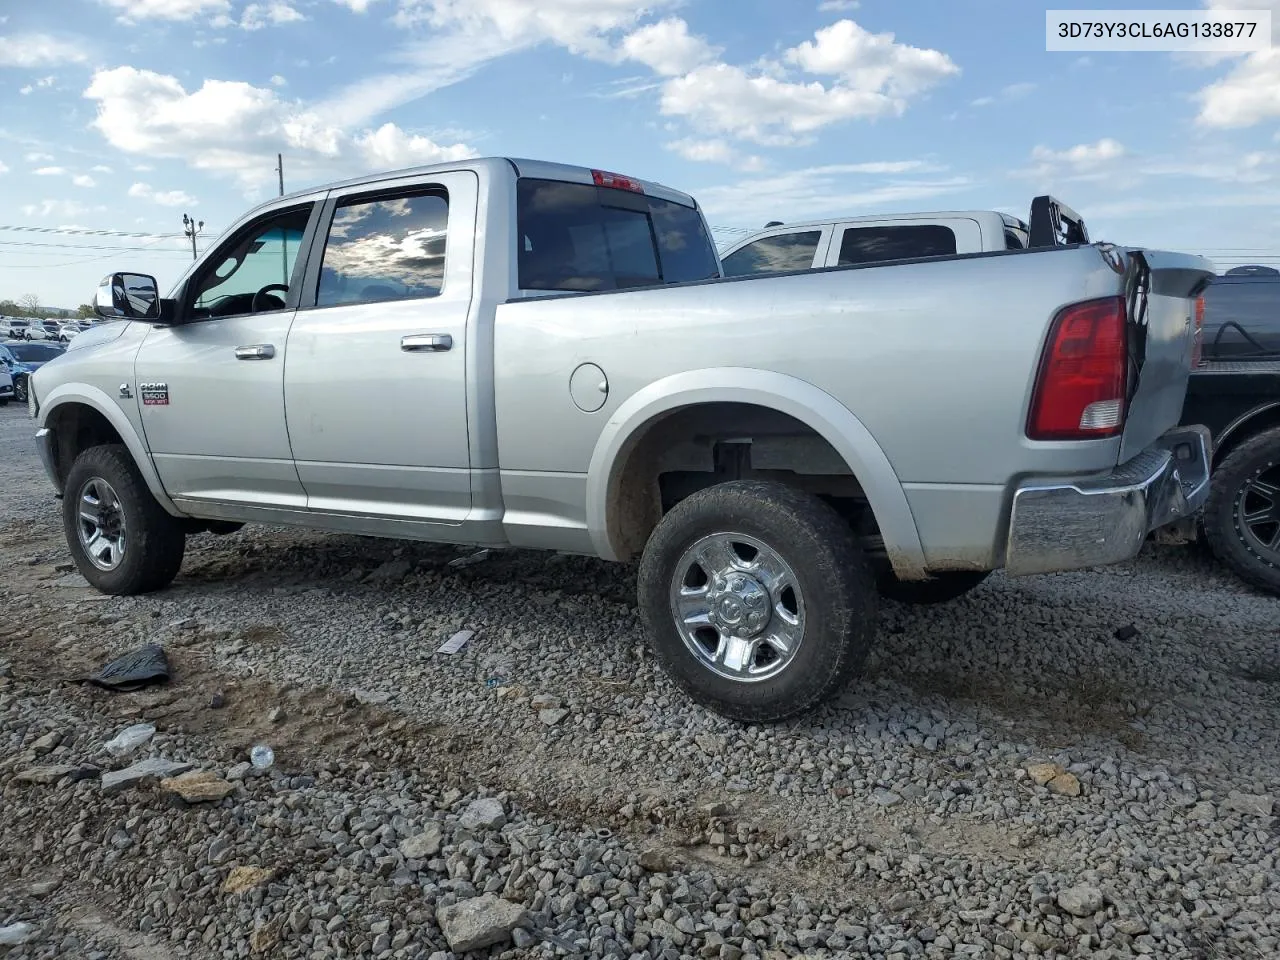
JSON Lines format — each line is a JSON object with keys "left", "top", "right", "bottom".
{"left": 399, "top": 823, "right": 443, "bottom": 859}
{"left": 436, "top": 895, "right": 527, "bottom": 952}
{"left": 1058, "top": 884, "right": 1104, "bottom": 917}
{"left": 460, "top": 797, "right": 507, "bottom": 831}
{"left": 100, "top": 758, "right": 193, "bottom": 794}
{"left": 160, "top": 769, "right": 236, "bottom": 803}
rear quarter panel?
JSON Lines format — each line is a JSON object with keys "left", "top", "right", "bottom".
{"left": 492, "top": 246, "right": 1135, "bottom": 563}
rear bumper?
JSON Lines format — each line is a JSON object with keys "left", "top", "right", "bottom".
{"left": 1005, "top": 425, "right": 1212, "bottom": 576}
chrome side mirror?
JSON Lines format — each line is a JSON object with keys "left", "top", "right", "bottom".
{"left": 95, "top": 272, "right": 160, "bottom": 320}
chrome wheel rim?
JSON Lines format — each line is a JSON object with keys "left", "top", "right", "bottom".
{"left": 76, "top": 476, "right": 127, "bottom": 571}
{"left": 668, "top": 532, "right": 805, "bottom": 683}
{"left": 13, "top": 378, "right": 26, "bottom": 403}
{"left": 1237, "top": 466, "right": 1280, "bottom": 562}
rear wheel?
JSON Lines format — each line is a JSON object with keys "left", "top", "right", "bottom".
{"left": 878, "top": 570, "right": 990, "bottom": 605}
{"left": 637, "top": 480, "right": 878, "bottom": 722}
{"left": 1203, "top": 425, "right": 1280, "bottom": 596}
{"left": 13, "top": 376, "right": 27, "bottom": 404}
{"left": 62, "top": 444, "right": 186, "bottom": 595}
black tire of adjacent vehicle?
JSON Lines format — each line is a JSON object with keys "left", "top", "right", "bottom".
{"left": 637, "top": 479, "right": 878, "bottom": 723}
{"left": 62, "top": 444, "right": 187, "bottom": 596}
{"left": 1202, "top": 425, "right": 1280, "bottom": 596}
{"left": 878, "top": 570, "right": 990, "bottom": 605}
{"left": 13, "top": 376, "right": 27, "bottom": 404}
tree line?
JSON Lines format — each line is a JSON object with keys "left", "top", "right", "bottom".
{"left": 0, "top": 294, "right": 94, "bottom": 319}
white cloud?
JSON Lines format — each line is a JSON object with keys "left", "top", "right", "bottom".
{"left": 619, "top": 18, "right": 719, "bottom": 77}
{"left": 72, "top": 174, "right": 96, "bottom": 187}
{"left": 1196, "top": 48, "right": 1280, "bottom": 127}
{"left": 240, "top": 1, "right": 306, "bottom": 30}
{"left": 83, "top": 66, "right": 474, "bottom": 190}
{"left": 19, "top": 85, "right": 33, "bottom": 95}
{"left": 667, "top": 138, "right": 735, "bottom": 163}
{"left": 270, "top": 74, "right": 287, "bottom": 86}
{"left": 1031, "top": 138, "right": 1126, "bottom": 167}
{"left": 354, "top": 122, "right": 477, "bottom": 169}
{"left": 0, "top": 33, "right": 88, "bottom": 67}
{"left": 0, "top": 161, "right": 8, "bottom": 174}
{"left": 25, "top": 152, "right": 54, "bottom": 162}
{"left": 91, "top": 164, "right": 112, "bottom": 173}
{"left": 332, "top": 0, "right": 381, "bottom": 9}
{"left": 34, "top": 166, "right": 66, "bottom": 175}
{"left": 129, "top": 181, "right": 197, "bottom": 206}
{"left": 21, "top": 199, "right": 91, "bottom": 218}
{"left": 696, "top": 163, "right": 969, "bottom": 224}
{"left": 98, "top": 0, "right": 230, "bottom": 21}
{"left": 971, "top": 81, "right": 1036, "bottom": 107}
{"left": 818, "top": 0, "right": 858, "bottom": 9}
{"left": 659, "top": 20, "right": 958, "bottom": 145}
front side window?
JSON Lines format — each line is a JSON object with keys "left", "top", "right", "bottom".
{"left": 516, "top": 178, "right": 719, "bottom": 292}
{"left": 188, "top": 205, "right": 313, "bottom": 320}
{"left": 316, "top": 192, "right": 449, "bottom": 307}
{"left": 837, "top": 225, "right": 957, "bottom": 266}
{"left": 720, "top": 231, "right": 823, "bottom": 277}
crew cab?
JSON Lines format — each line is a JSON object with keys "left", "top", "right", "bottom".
{"left": 29, "top": 158, "right": 1213, "bottom": 721}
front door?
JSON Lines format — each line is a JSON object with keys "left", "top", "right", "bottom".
{"left": 283, "top": 171, "right": 476, "bottom": 523}
{"left": 134, "top": 200, "right": 323, "bottom": 510}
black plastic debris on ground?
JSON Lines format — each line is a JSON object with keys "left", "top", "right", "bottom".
{"left": 1113, "top": 624, "right": 1140, "bottom": 642}
{"left": 83, "top": 643, "right": 170, "bottom": 692}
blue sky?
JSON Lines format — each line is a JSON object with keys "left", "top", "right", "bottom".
{"left": 2, "top": 0, "right": 1279, "bottom": 306}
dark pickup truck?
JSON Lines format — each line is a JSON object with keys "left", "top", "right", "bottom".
{"left": 1182, "top": 266, "right": 1280, "bottom": 594}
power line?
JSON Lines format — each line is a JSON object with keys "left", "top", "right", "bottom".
{"left": 0, "top": 239, "right": 196, "bottom": 254}
{"left": 0, "top": 224, "right": 193, "bottom": 240}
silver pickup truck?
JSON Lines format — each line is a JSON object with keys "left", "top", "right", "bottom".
{"left": 29, "top": 157, "right": 1214, "bottom": 721}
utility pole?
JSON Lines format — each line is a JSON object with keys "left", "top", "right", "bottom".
{"left": 182, "top": 213, "right": 204, "bottom": 261}
{"left": 276, "top": 153, "right": 284, "bottom": 197}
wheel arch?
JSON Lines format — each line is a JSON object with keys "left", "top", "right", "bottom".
{"left": 584, "top": 368, "right": 927, "bottom": 578}
{"left": 1212, "top": 401, "right": 1280, "bottom": 468}
{"left": 38, "top": 385, "right": 182, "bottom": 516}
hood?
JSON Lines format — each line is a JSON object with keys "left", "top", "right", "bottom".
{"left": 64, "top": 319, "right": 129, "bottom": 353}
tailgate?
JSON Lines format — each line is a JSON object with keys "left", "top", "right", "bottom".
{"left": 1117, "top": 248, "right": 1216, "bottom": 462}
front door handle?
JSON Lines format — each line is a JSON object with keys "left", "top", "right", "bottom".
{"left": 400, "top": 334, "right": 452, "bottom": 352}
{"left": 235, "top": 344, "right": 275, "bottom": 360}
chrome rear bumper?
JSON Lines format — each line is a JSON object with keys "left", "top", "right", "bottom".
{"left": 1005, "top": 425, "right": 1211, "bottom": 577}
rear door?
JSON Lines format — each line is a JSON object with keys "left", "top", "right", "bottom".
{"left": 283, "top": 170, "right": 477, "bottom": 523}
{"left": 720, "top": 226, "right": 832, "bottom": 277}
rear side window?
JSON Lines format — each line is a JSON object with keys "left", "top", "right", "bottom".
{"left": 837, "top": 225, "right": 957, "bottom": 265}
{"left": 1201, "top": 278, "right": 1280, "bottom": 360}
{"left": 721, "top": 231, "right": 822, "bottom": 277}
{"left": 516, "top": 179, "right": 719, "bottom": 292}
{"left": 317, "top": 192, "right": 448, "bottom": 307}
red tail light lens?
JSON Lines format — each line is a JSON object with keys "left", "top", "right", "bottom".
{"left": 591, "top": 169, "right": 644, "bottom": 193}
{"left": 1191, "top": 295, "right": 1205, "bottom": 368}
{"left": 1028, "top": 296, "right": 1128, "bottom": 441}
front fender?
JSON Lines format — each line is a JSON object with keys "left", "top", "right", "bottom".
{"left": 584, "top": 367, "right": 927, "bottom": 578}
{"left": 38, "top": 384, "right": 183, "bottom": 517}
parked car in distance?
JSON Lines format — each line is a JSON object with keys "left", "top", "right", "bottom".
{"left": 1179, "top": 267, "right": 1280, "bottom": 594}
{"left": 717, "top": 197, "right": 1085, "bottom": 276}
{"left": 0, "top": 361, "right": 12, "bottom": 406}
{"left": 31, "top": 158, "right": 1212, "bottom": 722}
{"left": 1, "top": 318, "right": 31, "bottom": 340}
{"left": 58, "top": 322, "right": 88, "bottom": 342}
{"left": 1, "top": 340, "right": 64, "bottom": 404}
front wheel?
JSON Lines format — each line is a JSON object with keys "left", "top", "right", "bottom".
{"left": 1203, "top": 425, "right": 1280, "bottom": 596}
{"left": 13, "top": 376, "right": 27, "bottom": 404}
{"left": 637, "top": 480, "right": 878, "bottom": 723}
{"left": 62, "top": 444, "right": 187, "bottom": 595}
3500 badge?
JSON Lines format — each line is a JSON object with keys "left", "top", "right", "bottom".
{"left": 139, "top": 382, "right": 169, "bottom": 406}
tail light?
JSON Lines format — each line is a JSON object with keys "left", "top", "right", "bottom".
{"left": 591, "top": 169, "right": 644, "bottom": 194}
{"left": 1027, "top": 296, "right": 1128, "bottom": 441}
{"left": 1191, "top": 295, "right": 1205, "bottom": 368}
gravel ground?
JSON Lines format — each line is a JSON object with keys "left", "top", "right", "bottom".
{"left": 1, "top": 402, "right": 1278, "bottom": 960}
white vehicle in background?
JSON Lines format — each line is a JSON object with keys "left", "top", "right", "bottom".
{"left": 716, "top": 196, "right": 1086, "bottom": 276}
{"left": 58, "top": 321, "right": 90, "bottom": 342}
{"left": 0, "top": 318, "right": 31, "bottom": 340}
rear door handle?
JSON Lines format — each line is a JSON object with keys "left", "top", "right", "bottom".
{"left": 401, "top": 334, "right": 452, "bottom": 352}
{"left": 235, "top": 344, "right": 275, "bottom": 360}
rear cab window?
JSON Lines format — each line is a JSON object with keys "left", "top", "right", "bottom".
{"left": 516, "top": 179, "right": 720, "bottom": 293}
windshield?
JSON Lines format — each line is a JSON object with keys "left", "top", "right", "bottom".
{"left": 7, "top": 342, "right": 63, "bottom": 362}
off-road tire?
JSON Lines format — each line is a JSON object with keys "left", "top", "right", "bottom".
{"left": 637, "top": 479, "right": 878, "bottom": 723}
{"left": 62, "top": 444, "right": 186, "bottom": 595}
{"left": 1202, "top": 425, "right": 1280, "bottom": 596}
{"left": 878, "top": 570, "right": 990, "bottom": 605}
